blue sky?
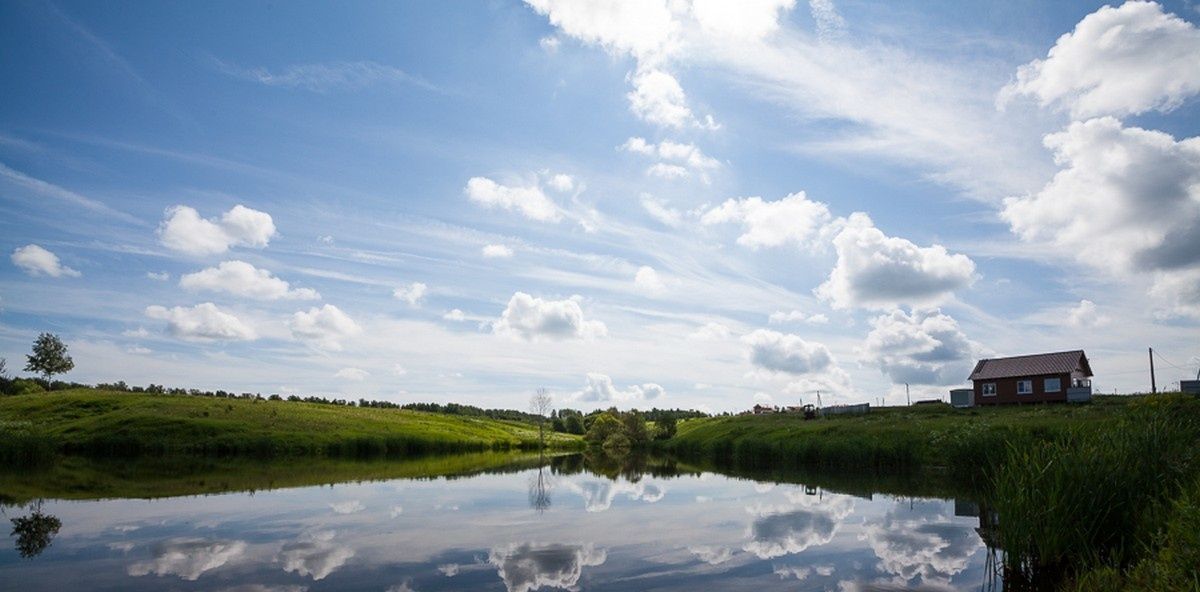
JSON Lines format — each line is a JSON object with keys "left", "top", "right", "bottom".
{"left": 2, "top": 0, "right": 1199, "bottom": 411}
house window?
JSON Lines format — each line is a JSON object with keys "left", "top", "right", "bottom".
{"left": 982, "top": 383, "right": 996, "bottom": 396}
{"left": 1045, "top": 378, "right": 1061, "bottom": 393}
{"left": 1017, "top": 380, "right": 1033, "bottom": 395}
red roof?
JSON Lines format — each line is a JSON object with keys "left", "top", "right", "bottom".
{"left": 968, "top": 350, "right": 1092, "bottom": 381}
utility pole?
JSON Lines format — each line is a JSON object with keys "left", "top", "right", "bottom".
{"left": 1149, "top": 347, "right": 1157, "bottom": 394}
{"left": 905, "top": 383, "right": 910, "bottom": 406}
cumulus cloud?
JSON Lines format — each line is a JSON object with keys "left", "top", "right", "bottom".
{"left": 465, "top": 177, "right": 561, "bottom": 222}
{"left": 633, "top": 265, "right": 666, "bottom": 295}
{"left": 158, "top": 204, "right": 276, "bottom": 256}
{"left": 11, "top": 244, "right": 80, "bottom": 278}
{"left": 1066, "top": 299, "right": 1111, "bottom": 328}
{"left": 443, "top": 309, "right": 467, "bottom": 322}
{"left": 393, "top": 282, "right": 428, "bottom": 307}
{"left": 127, "top": 538, "right": 246, "bottom": 581}
{"left": 570, "top": 373, "right": 664, "bottom": 403}
{"left": 769, "top": 310, "right": 829, "bottom": 325}
{"left": 145, "top": 303, "right": 256, "bottom": 342}
{"left": 180, "top": 261, "right": 319, "bottom": 300}
{"left": 1003, "top": 118, "right": 1200, "bottom": 276}
{"left": 488, "top": 542, "right": 606, "bottom": 592}
{"left": 621, "top": 137, "right": 720, "bottom": 181}
{"left": 860, "top": 309, "right": 980, "bottom": 386}
{"left": 689, "top": 321, "right": 732, "bottom": 340}
{"left": 742, "top": 329, "right": 834, "bottom": 375}
{"left": 862, "top": 509, "right": 983, "bottom": 584}
{"left": 1148, "top": 268, "right": 1200, "bottom": 319}
{"left": 277, "top": 532, "right": 354, "bottom": 581}
{"left": 546, "top": 173, "right": 575, "bottom": 192}
{"left": 523, "top": 0, "right": 678, "bottom": 60}
{"left": 289, "top": 304, "right": 361, "bottom": 350}
{"left": 701, "top": 192, "right": 834, "bottom": 250}
{"left": 816, "top": 213, "right": 975, "bottom": 309}
{"left": 334, "top": 368, "right": 368, "bottom": 382}
{"left": 627, "top": 67, "right": 701, "bottom": 129}
{"left": 482, "top": 244, "right": 515, "bottom": 258}
{"left": 493, "top": 292, "right": 607, "bottom": 341}
{"left": 689, "top": 545, "right": 734, "bottom": 565}
{"left": 998, "top": 1, "right": 1200, "bottom": 118}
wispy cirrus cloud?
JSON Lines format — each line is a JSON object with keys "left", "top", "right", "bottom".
{"left": 212, "top": 58, "right": 440, "bottom": 93}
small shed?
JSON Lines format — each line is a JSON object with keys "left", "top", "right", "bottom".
{"left": 950, "top": 388, "right": 974, "bottom": 408}
{"left": 1182, "top": 380, "right": 1200, "bottom": 395}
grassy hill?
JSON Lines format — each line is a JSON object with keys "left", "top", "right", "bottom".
{"left": 0, "top": 388, "right": 581, "bottom": 460}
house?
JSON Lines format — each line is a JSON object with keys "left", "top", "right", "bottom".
{"left": 752, "top": 404, "right": 776, "bottom": 415}
{"left": 968, "top": 350, "right": 1093, "bottom": 405}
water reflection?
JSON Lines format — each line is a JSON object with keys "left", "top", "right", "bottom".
{"left": 8, "top": 501, "right": 61, "bottom": 559}
{"left": 0, "top": 453, "right": 1002, "bottom": 591}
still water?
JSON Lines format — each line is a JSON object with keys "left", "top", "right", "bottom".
{"left": 1, "top": 454, "right": 999, "bottom": 591}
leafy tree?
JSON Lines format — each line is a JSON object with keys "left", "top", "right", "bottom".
{"left": 564, "top": 414, "right": 585, "bottom": 435}
{"left": 655, "top": 416, "right": 677, "bottom": 440}
{"left": 24, "top": 333, "right": 74, "bottom": 387}
{"left": 10, "top": 505, "right": 61, "bottom": 559}
{"left": 621, "top": 410, "right": 651, "bottom": 446}
{"left": 602, "top": 432, "right": 632, "bottom": 455}
{"left": 584, "top": 413, "right": 622, "bottom": 444}
{"left": 0, "top": 357, "right": 6, "bottom": 378}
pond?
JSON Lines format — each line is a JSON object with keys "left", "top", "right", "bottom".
{"left": 1, "top": 453, "right": 1001, "bottom": 591}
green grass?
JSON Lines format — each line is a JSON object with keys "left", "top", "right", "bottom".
{"left": 0, "top": 388, "right": 581, "bottom": 459}
{"left": 666, "top": 396, "right": 1140, "bottom": 477}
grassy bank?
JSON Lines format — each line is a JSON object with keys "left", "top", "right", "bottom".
{"left": 666, "top": 395, "right": 1140, "bottom": 477}
{"left": 0, "top": 388, "right": 581, "bottom": 460}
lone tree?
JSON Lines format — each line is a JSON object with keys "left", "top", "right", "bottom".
{"left": 10, "top": 502, "right": 62, "bottom": 559}
{"left": 530, "top": 388, "right": 553, "bottom": 449}
{"left": 25, "top": 333, "right": 74, "bottom": 387}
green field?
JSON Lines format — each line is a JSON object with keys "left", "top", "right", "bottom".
{"left": 0, "top": 388, "right": 581, "bottom": 459}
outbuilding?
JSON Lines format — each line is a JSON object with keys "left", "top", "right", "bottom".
{"left": 969, "top": 350, "right": 1093, "bottom": 405}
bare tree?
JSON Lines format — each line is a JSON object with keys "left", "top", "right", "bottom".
{"left": 530, "top": 388, "right": 553, "bottom": 449}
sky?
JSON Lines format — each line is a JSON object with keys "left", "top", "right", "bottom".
{"left": 1, "top": 0, "right": 1199, "bottom": 412}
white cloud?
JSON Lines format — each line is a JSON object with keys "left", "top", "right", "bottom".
{"left": 816, "top": 213, "right": 976, "bottom": 309}
{"left": 158, "top": 204, "right": 276, "bottom": 256}
{"left": 523, "top": 0, "right": 678, "bottom": 60}
{"left": 11, "top": 244, "right": 80, "bottom": 278}
{"left": 622, "top": 137, "right": 720, "bottom": 182}
{"left": 769, "top": 310, "right": 828, "bottom": 325}
{"left": 393, "top": 282, "right": 428, "bottom": 307}
{"left": 482, "top": 244, "right": 514, "bottom": 258}
{"left": 689, "top": 545, "right": 734, "bottom": 565}
{"left": 571, "top": 372, "right": 664, "bottom": 402}
{"left": 334, "top": 368, "right": 369, "bottom": 382}
{"left": 443, "top": 309, "right": 466, "bottom": 322}
{"left": 122, "top": 327, "right": 151, "bottom": 338}
{"left": 329, "top": 500, "right": 365, "bottom": 514}
{"left": 807, "top": 0, "right": 845, "bottom": 40}
{"left": 1066, "top": 299, "right": 1111, "bottom": 328}
{"left": 634, "top": 265, "right": 666, "bottom": 295}
{"left": 146, "top": 271, "right": 170, "bottom": 281}
{"left": 127, "top": 538, "right": 246, "bottom": 581}
{"left": 860, "top": 309, "right": 981, "bottom": 386}
{"left": 688, "top": 322, "right": 732, "bottom": 340}
{"left": 438, "top": 563, "right": 460, "bottom": 577}
{"left": 742, "top": 329, "right": 834, "bottom": 375}
{"left": 145, "top": 303, "right": 257, "bottom": 342}
{"left": 647, "top": 163, "right": 690, "bottom": 179}
{"left": 289, "top": 304, "right": 362, "bottom": 350}
{"left": 180, "top": 261, "right": 320, "bottom": 300}
{"left": 1149, "top": 268, "right": 1200, "bottom": 320}
{"left": 493, "top": 292, "right": 607, "bottom": 341}
{"left": 627, "top": 67, "right": 708, "bottom": 129}
{"left": 465, "top": 177, "right": 561, "bottom": 222}
{"left": 692, "top": 0, "right": 796, "bottom": 39}
{"left": 547, "top": 173, "right": 575, "bottom": 192}
{"left": 701, "top": 192, "right": 834, "bottom": 250}
{"left": 744, "top": 507, "right": 838, "bottom": 559}
{"left": 998, "top": 1, "right": 1200, "bottom": 118}
{"left": 1002, "top": 118, "right": 1200, "bottom": 277}
{"left": 640, "top": 194, "right": 683, "bottom": 227}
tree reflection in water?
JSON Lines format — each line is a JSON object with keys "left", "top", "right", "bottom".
{"left": 9, "top": 500, "right": 62, "bottom": 559}
{"left": 528, "top": 452, "right": 553, "bottom": 513}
